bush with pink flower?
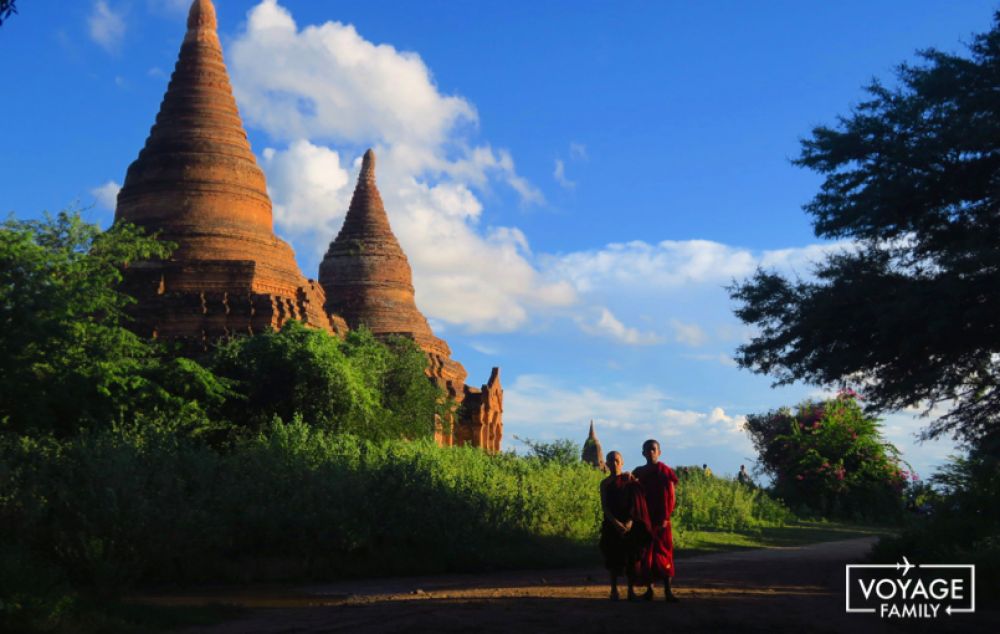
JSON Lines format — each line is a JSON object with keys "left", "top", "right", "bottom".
{"left": 744, "top": 391, "right": 912, "bottom": 520}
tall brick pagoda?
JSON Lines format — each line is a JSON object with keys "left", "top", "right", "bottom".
{"left": 113, "top": 0, "right": 503, "bottom": 452}
{"left": 115, "top": 0, "right": 340, "bottom": 343}
{"left": 320, "top": 150, "right": 503, "bottom": 452}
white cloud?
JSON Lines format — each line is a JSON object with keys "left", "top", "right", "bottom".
{"left": 232, "top": 0, "right": 473, "bottom": 149}
{"left": 469, "top": 342, "right": 499, "bottom": 356}
{"left": 553, "top": 159, "right": 575, "bottom": 189}
{"left": 670, "top": 319, "right": 707, "bottom": 347}
{"left": 872, "top": 410, "right": 958, "bottom": 481}
{"left": 548, "top": 239, "right": 755, "bottom": 293}
{"left": 261, "top": 140, "right": 351, "bottom": 241}
{"left": 90, "top": 180, "right": 121, "bottom": 211}
{"left": 545, "top": 238, "right": 853, "bottom": 294}
{"left": 230, "top": 1, "right": 560, "bottom": 332}
{"left": 578, "top": 307, "right": 662, "bottom": 346}
{"left": 504, "top": 374, "right": 666, "bottom": 431}
{"left": 659, "top": 406, "right": 751, "bottom": 450}
{"left": 227, "top": 2, "right": 854, "bottom": 338}
{"left": 759, "top": 242, "right": 856, "bottom": 276}
{"left": 88, "top": 1, "right": 126, "bottom": 52}
{"left": 505, "top": 375, "right": 750, "bottom": 453}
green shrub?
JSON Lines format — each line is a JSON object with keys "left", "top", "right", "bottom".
{"left": 1, "top": 424, "right": 798, "bottom": 630}
{"left": 673, "top": 467, "right": 794, "bottom": 534}
{"left": 514, "top": 436, "right": 582, "bottom": 466}
{"left": 0, "top": 212, "right": 235, "bottom": 438}
{"left": 210, "top": 322, "right": 444, "bottom": 442}
{"left": 745, "top": 392, "right": 910, "bottom": 521}
{"left": 872, "top": 447, "right": 1000, "bottom": 599}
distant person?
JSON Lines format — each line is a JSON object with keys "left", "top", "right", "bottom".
{"left": 737, "top": 464, "right": 751, "bottom": 486}
{"left": 633, "top": 439, "right": 680, "bottom": 602}
{"left": 599, "top": 451, "right": 652, "bottom": 601}
{"left": 702, "top": 463, "right": 712, "bottom": 477}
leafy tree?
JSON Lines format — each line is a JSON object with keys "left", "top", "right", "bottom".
{"left": 730, "top": 15, "right": 1000, "bottom": 447}
{"left": 210, "top": 321, "right": 443, "bottom": 441}
{"left": 0, "top": 1, "right": 17, "bottom": 27}
{"left": 514, "top": 436, "right": 581, "bottom": 465}
{"left": 744, "top": 393, "right": 911, "bottom": 519}
{"left": 341, "top": 327, "right": 447, "bottom": 440}
{"left": 0, "top": 212, "right": 228, "bottom": 436}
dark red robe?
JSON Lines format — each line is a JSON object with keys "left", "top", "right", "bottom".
{"left": 633, "top": 461, "right": 679, "bottom": 580}
{"left": 599, "top": 474, "right": 653, "bottom": 575}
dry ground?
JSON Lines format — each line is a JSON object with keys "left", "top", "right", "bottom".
{"left": 145, "top": 537, "right": 997, "bottom": 634}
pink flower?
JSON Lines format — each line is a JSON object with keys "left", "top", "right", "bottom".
{"left": 795, "top": 474, "right": 804, "bottom": 481}
{"left": 838, "top": 388, "right": 863, "bottom": 401}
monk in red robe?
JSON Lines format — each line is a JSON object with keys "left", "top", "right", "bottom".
{"left": 599, "top": 451, "right": 652, "bottom": 600}
{"left": 633, "top": 438, "right": 680, "bottom": 602}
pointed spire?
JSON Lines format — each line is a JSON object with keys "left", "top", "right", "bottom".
{"left": 185, "top": 0, "right": 217, "bottom": 38}
{"left": 360, "top": 148, "right": 376, "bottom": 182}
{"left": 320, "top": 149, "right": 467, "bottom": 387}
{"left": 320, "top": 150, "right": 431, "bottom": 334}
{"left": 334, "top": 148, "right": 395, "bottom": 242}
{"left": 581, "top": 420, "right": 605, "bottom": 470}
{"left": 115, "top": 0, "right": 311, "bottom": 296}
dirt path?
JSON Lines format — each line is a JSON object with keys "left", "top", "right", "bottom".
{"left": 161, "top": 537, "right": 996, "bottom": 633}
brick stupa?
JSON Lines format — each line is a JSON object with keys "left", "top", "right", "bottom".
{"left": 581, "top": 420, "right": 605, "bottom": 470}
{"left": 115, "top": 0, "right": 340, "bottom": 343}
{"left": 320, "top": 150, "right": 503, "bottom": 452}
{"left": 114, "top": 0, "right": 501, "bottom": 452}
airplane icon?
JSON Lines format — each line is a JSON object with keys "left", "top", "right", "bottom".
{"left": 896, "top": 556, "right": 914, "bottom": 576}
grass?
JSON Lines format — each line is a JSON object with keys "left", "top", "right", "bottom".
{"left": 677, "top": 520, "right": 892, "bottom": 557}
{"left": 33, "top": 600, "right": 245, "bottom": 634}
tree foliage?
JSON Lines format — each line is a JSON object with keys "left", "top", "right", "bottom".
{"left": 745, "top": 393, "right": 912, "bottom": 519}
{"left": 0, "top": 212, "right": 228, "bottom": 436}
{"left": 210, "top": 321, "right": 445, "bottom": 441}
{"left": 514, "top": 436, "right": 581, "bottom": 466}
{"left": 0, "top": 0, "right": 17, "bottom": 27}
{"left": 730, "top": 15, "right": 1000, "bottom": 446}
{"left": 873, "top": 440, "right": 1000, "bottom": 596}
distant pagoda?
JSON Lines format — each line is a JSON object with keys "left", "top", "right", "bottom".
{"left": 115, "top": 0, "right": 339, "bottom": 343}
{"left": 581, "top": 421, "right": 605, "bottom": 470}
{"left": 320, "top": 150, "right": 502, "bottom": 452}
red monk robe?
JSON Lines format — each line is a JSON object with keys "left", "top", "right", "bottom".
{"left": 632, "top": 461, "right": 679, "bottom": 580}
{"left": 599, "top": 474, "right": 653, "bottom": 577}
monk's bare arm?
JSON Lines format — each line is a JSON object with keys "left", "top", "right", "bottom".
{"left": 667, "top": 481, "right": 677, "bottom": 519}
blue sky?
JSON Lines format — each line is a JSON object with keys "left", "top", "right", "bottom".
{"left": 2, "top": 0, "right": 995, "bottom": 478}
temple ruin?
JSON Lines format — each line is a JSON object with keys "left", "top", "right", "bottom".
{"left": 114, "top": 0, "right": 501, "bottom": 452}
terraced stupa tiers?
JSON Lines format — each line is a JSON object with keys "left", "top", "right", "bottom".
{"left": 115, "top": 0, "right": 501, "bottom": 451}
